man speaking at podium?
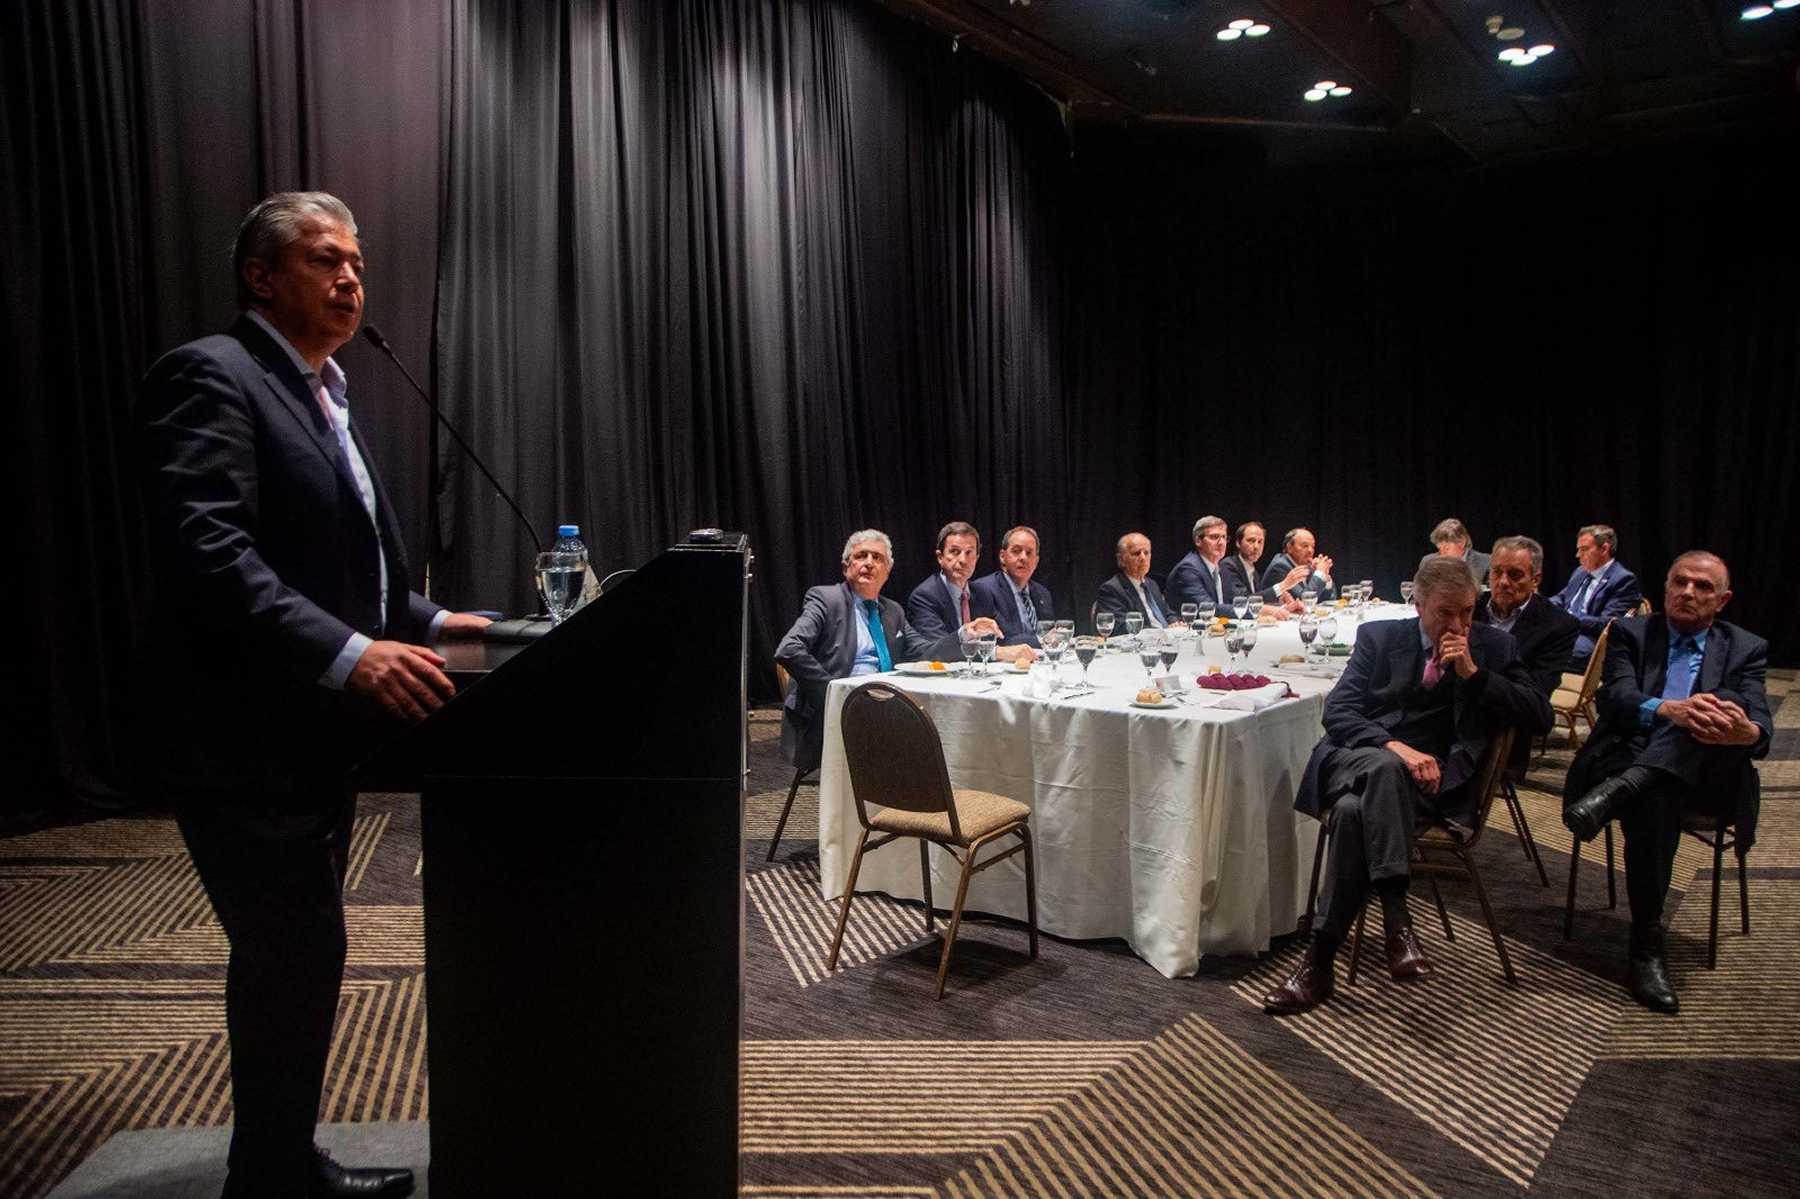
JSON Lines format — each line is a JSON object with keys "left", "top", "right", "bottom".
{"left": 138, "top": 193, "right": 488, "bottom": 1198}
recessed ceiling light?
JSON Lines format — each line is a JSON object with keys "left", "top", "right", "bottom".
{"left": 1304, "top": 89, "right": 1327, "bottom": 102}
{"left": 1740, "top": 3, "right": 1774, "bottom": 15}
{"left": 1316, "top": 80, "right": 1337, "bottom": 90}
{"left": 1228, "top": 18, "right": 1254, "bottom": 30}
{"left": 1329, "top": 86, "right": 1352, "bottom": 96}
{"left": 1773, "top": 0, "right": 1799, "bottom": 9}
{"left": 1497, "top": 26, "right": 1525, "bottom": 39}
{"left": 1498, "top": 47, "right": 1527, "bottom": 61}
{"left": 1246, "top": 24, "right": 1271, "bottom": 36}
{"left": 1529, "top": 43, "right": 1556, "bottom": 55}
{"left": 1216, "top": 28, "right": 1242, "bottom": 41}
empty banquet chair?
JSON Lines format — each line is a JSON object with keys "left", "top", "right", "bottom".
{"left": 767, "top": 661, "right": 817, "bottom": 861}
{"left": 829, "top": 681, "right": 1038, "bottom": 998}
{"left": 1550, "top": 621, "right": 1612, "bottom": 753}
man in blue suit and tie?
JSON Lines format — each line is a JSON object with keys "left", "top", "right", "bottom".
{"left": 1164, "top": 515, "right": 1231, "bottom": 614}
{"left": 1561, "top": 551, "right": 1769, "bottom": 1013}
{"left": 906, "top": 521, "right": 984, "bottom": 641}
{"left": 969, "top": 526, "right": 1056, "bottom": 646}
{"left": 1548, "top": 524, "right": 1643, "bottom": 667}
{"left": 1095, "top": 532, "right": 1173, "bottom": 629}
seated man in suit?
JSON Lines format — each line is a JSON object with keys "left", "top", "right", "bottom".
{"left": 1260, "top": 527, "right": 1336, "bottom": 603}
{"left": 778, "top": 529, "right": 1021, "bottom": 775}
{"left": 1562, "top": 551, "right": 1769, "bottom": 1013}
{"left": 1548, "top": 523, "right": 1643, "bottom": 668}
{"left": 1417, "top": 517, "right": 1491, "bottom": 586}
{"left": 969, "top": 525, "right": 1055, "bottom": 646}
{"left": 1477, "top": 536, "right": 1579, "bottom": 777}
{"left": 1165, "top": 515, "right": 1231, "bottom": 614}
{"left": 1221, "top": 521, "right": 1301, "bottom": 618}
{"left": 1095, "top": 532, "right": 1172, "bottom": 629}
{"left": 906, "top": 520, "right": 988, "bottom": 641}
{"left": 1264, "top": 557, "right": 1551, "bottom": 1015}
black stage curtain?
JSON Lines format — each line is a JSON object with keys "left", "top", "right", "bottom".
{"left": 1065, "top": 130, "right": 1800, "bottom": 660}
{"left": 3, "top": 0, "right": 448, "bottom": 829}
{"left": 433, "top": 0, "right": 1069, "bottom": 686}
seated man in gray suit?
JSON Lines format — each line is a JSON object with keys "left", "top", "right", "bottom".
{"left": 1562, "top": 551, "right": 1770, "bottom": 1014}
{"left": 1548, "top": 523, "right": 1643, "bottom": 667}
{"left": 1260, "top": 527, "right": 1336, "bottom": 603}
{"left": 1263, "top": 556, "right": 1550, "bottom": 1015}
{"left": 1417, "top": 517, "right": 1490, "bottom": 587}
{"left": 1095, "top": 532, "right": 1172, "bottom": 629}
{"left": 777, "top": 529, "right": 1020, "bottom": 774}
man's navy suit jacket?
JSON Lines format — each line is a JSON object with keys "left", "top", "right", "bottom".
{"left": 1295, "top": 618, "right": 1551, "bottom": 821}
{"left": 1165, "top": 550, "right": 1226, "bottom": 612}
{"left": 968, "top": 570, "right": 1053, "bottom": 647}
{"left": 138, "top": 316, "right": 442, "bottom": 800}
{"left": 905, "top": 572, "right": 965, "bottom": 642}
{"left": 1549, "top": 559, "right": 1643, "bottom": 660}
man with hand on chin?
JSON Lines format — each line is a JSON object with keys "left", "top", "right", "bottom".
{"left": 1477, "top": 536, "right": 1578, "bottom": 775}
{"left": 1562, "top": 551, "right": 1769, "bottom": 1014}
{"left": 140, "top": 193, "right": 491, "bottom": 1198}
{"left": 1264, "top": 556, "right": 1549, "bottom": 1015}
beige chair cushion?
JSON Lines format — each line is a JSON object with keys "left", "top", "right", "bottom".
{"left": 870, "top": 790, "right": 1030, "bottom": 845}
{"left": 1558, "top": 671, "right": 1585, "bottom": 692}
{"left": 1550, "top": 687, "right": 1582, "bottom": 712}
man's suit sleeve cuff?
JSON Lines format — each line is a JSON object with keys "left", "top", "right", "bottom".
{"left": 321, "top": 633, "right": 374, "bottom": 691}
{"left": 1637, "top": 697, "right": 1662, "bottom": 729}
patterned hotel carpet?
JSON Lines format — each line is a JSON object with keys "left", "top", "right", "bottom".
{"left": 3, "top": 672, "right": 1798, "bottom": 1197}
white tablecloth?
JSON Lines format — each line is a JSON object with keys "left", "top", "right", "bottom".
{"left": 815, "top": 604, "right": 1411, "bottom": 979}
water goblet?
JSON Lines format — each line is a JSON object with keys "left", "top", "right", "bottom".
{"left": 1301, "top": 588, "right": 1319, "bottom": 612}
{"left": 1231, "top": 593, "right": 1251, "bottom": 621}
{"left": 959, "top": 632, "right": 982, "bottom": 677}
{"left": 1072, "top": 636, "right": 1100, "bottom": 691}
{"left": 1298, "top": 615, "right": 1319, "bottom": 656}
{"left": 976, "top": 633, "right": 997, "bottom": 677}
{"left": 1319, "top": 615, "right": 1339, "bottom": 654}
{"left": 1138, "top": 630, "right": 1164, "bottom": 680}
{"left": 1224, "top": 624, "right": 1245, "bottom": 670}
{"left": 1359, "top": 580, "right": 1374, "bottom": 607}
{"left": 1400, "top": 580, "right": 1415, "bottom": 607}
{"left": 1181, "top": 603, "right": 1198, "bottom": 627}
{"left": 1095, "top": 611, "right": 1116, "bottom": 643}
{"left": 1158, "top": 633, "right": 1181, "bottom": 673}
{"left": 1238, "top": 620, "right": 1259, "bottom": 666}
{"left": 1123, "top": 612, "right": 1144, "bottom": 642}
{"left": 1196, "top": 601, "right": 1216, "bottom": 626}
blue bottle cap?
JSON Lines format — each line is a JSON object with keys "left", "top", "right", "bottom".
{"left": 557, "top": 524, "right": 580, "bottom": 538}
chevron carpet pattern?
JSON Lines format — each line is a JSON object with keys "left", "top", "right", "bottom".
{"left": 0, "top": 674, "right": 1796, "bottom": 1197}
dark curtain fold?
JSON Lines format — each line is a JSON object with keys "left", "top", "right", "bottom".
{"left": 433, "top": 0, "right": 1069, "bottom": 691}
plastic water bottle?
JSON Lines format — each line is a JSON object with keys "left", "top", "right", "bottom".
{"left": 542, "top": 524, "right": 599, "bottom": 619}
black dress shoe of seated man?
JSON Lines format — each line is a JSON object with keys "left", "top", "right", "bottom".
{"left": 1385, "top": 924, "right": 1433, "bottom": 981}
{"left": 1263, "top": 948, "right": 1335, "bottom": 1015}
{"left": 311, "top": 1146, "right": 415, "bottom": 1198}
{"left": 1627, "top": 926, "right": 1678, "bottom": 1014}
{"left": 1564, "top": 765, "right": 1662, "bottom": 842}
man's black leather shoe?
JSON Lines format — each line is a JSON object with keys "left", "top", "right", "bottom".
{"left": 1385, "top": 925, "right": 1434, "bottom": 981}
{"left": 1263, "top": 949, "right": 1335, "bottom": 1015}
{"left": 1563, "top": 776, "right": 1634, "bottom": 842}
{"left": 311, "top": 1147, "right": 415, "bottom": 1198}
{"left": 1627, "top": 925, "right": 1679, "bottom": 1014}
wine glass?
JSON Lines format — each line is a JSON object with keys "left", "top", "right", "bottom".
{"left": 1358, "top": 580, "right": 1374, "bottom": 609}
{"left": 1196, "top": 600, "right": 1216, "bottom": 627}
{"left": 1238, "top": 620, "right": 1259, "bottom": 667}
{"left": 1072, "top": 635, "right": 1100, "bottom": 691}
{"left": 1138, "top": 630, "right": 1163, "bottom": 680}
{"left": 1298, "top": 615, "right": 1319, "bottom": 656}
{"left": 1400, "top": 580, "right": 1415, "bottom": 607}
{"left": 1159, "top": 634, "right": 1181, "bottom": 673}
{"left": 976, "top": 633, "right": 998, "bottom": 676}
{"left": 1300, "top": 588, "right": 1319, "bottom": 612}
{"left": 1054, "top": 619, "right": 1075, "bottom": 638}
{"left": 1231, "top": 593, "right": 1251, "bottom": 621}
{"left": 1224, "top": 623, "right": 1245, "bottom": 670}
{"left": 536, "top": 551, "right": 585, "bottom": 624}
{"left": 1040, "top": 626, "right": 1069, "bottom": 677}
{"left": 1180, "top": 602, "right": 1198, "bottom": 627}
{"left": 1319, "top": 615, "right": 1339, "bottom": 656}
{"left": 1095, "top": 611, "right": 1116, "bottom": 642}
{"left": 959, "top": 631, "right": 982, "bottom": 677}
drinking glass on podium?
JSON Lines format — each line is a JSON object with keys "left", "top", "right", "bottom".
{"left": 536, "top": 551, "right": 585, "bottom": 624}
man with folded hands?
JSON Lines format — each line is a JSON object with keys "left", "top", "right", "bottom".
{"left": 1264, "top": 556, "right": 1551, "bottom": 1015}
{"left": 777, "top": 529, "right": 1025, "bottom": 775}
{"left": 1561, "top": 551, "right": 1769, "bottom": 1014}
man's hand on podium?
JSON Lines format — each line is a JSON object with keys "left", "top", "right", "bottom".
{"left": 439, "top": 611, "right": 494, "bottom": 638}
{"left": 349, "top": 641, "right": 456, "bottom": 723}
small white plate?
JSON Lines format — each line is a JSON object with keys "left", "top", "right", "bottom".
{"left": 894, "top": 661, "right": 957, "bottom": 676}
{"left": 1130, "top": 698, "right": 1178, "bottom": 710}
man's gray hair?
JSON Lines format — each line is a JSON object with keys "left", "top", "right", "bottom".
{"left": 1115, "top": 531, "right": 1149, "bottom": 557}
{"left": 1429, "top": 517, "right": 1470, "bottom": 548}
{"left": 1192, "top": 515, "right": 1225, "bottom": 543}
{"left": 1668, "top": 549, "right": 1730, "bottom": 591}
{"left": 1413, "top": 554, "right": 1480, "bottom": 600}
{"left": 1579, "top": 524, "right": 1618, "bottom": 554}
{"left": 840, "top": 529, "right": 894, "bottom": 565}
{"left": 232, "top": 192, "right": 358, "bottom": 308}
{"left": 1283, "top": 527, "right": 1312, "bottom": 552}
{"left": 1490, "top": 535, "right": 1544, "bottom": 577}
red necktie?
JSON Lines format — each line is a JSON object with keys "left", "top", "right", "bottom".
{"left": 960, "top": 588, "right": 971, "bottom": 626}
{"left": 1422, "top": 650, "right": 1443, "bottom": 688}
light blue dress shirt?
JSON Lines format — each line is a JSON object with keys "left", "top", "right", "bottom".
{"left": 1638, "top": 624, "right": 1709, "bottom": 728}
{"left": 850, "top": 597, "right": 882, "bottom": 675}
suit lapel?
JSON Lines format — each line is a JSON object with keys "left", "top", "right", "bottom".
{"left": 1700, "top": 622, "right": 1729, "bottom": 693}
{"left": 237, "top": 318, "right": 367, "bottom": 504}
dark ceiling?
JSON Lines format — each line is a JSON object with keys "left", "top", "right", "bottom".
{"left": 874, "top": 0, "right": 1800, "bottom": 164}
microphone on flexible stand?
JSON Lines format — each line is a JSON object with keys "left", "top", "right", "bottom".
{"left": 361, "top": 324, "right": 544, "bottom": 556}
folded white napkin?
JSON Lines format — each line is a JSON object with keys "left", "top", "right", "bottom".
{"left": 1212, "top": 682, "right": 1291, "bottom": 711}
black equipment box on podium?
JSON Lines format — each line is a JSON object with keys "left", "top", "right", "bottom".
{"left": 356, "top": 534, "right": 750, "bottom": 1197}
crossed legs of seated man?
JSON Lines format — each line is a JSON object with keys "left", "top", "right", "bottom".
{"left": 1564, "top": 718, "right": 1754, "bottom": 1015}
{"left": 1265, "top": 749, "right": 1460, "bottom": 1015}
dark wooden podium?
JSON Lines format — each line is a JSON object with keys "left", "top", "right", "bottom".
{"left": 356, "top": 534, "right": 750, "bottom": 1197}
